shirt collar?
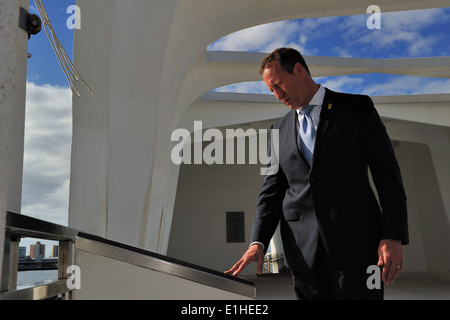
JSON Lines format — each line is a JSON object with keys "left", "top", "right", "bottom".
{"left": 309, "top": 84, "right": 325, "bottom": 106}
{"left": 297, "top": 84, "right": 325, "bottom": 114}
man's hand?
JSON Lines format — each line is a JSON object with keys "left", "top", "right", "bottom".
{"left": 377, "top": 239, "right": 403, "bottom": 285}
{"left": 225, "top": 244, "right": 264, "bottom": 276}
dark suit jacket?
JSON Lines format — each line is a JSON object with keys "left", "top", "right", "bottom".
{"left": 250, "top": 88, "right": 409, "bottom": 272}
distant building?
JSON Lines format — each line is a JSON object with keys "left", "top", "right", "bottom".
{"left": 30, "top": 242, "right": 45, "bottom": 261}
{"left": 18, "top": 246, "right": 26, "bottom": 260}
{"left": 51, "top": 245, "right": 59, "bottom": 258}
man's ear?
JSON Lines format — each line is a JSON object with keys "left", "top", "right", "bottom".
{"left": 293, "top": 62, "right": 304, "bottom": 77}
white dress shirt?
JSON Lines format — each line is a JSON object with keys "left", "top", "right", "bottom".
{"left": 296, "top": 84, "right": 325, "bottom": 131}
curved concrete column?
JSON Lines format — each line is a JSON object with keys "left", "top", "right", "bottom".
{"left": 70, "top": 0, "right": 179, "bottom": 251}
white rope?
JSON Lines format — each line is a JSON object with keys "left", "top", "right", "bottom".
{"left": 34, "top": 0, "right": 94, "bottom": 97}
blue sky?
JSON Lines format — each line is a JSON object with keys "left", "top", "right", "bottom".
{"left": 208, "top": 8, "right": 450, "bottom": 96}
{"left": 27, "top": 0, "right": 76, "bottom": 86}
{"left": 22, "top": 2, "right": 450, "bottom": 255}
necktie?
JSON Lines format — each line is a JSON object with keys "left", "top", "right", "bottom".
{"left": 297, "top": 105, "right": 319, "bottom": 268}
{"left": 298, "top": 105, "right": 316, "bottom": 166}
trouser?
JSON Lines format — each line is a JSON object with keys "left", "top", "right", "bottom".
{"left": 291, "top": 237, "right": 384, "bottom": 300}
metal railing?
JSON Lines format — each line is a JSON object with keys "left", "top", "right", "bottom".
{"left": 1, "top": 211, "right": 77, "bottom": 300}
{"left": 1, "top": 211, "right": 255, "bottom": 300}
{"left": 263, "top": 253, "right": 285, "bottom": 274}
{"left": 74, "top": 233, "right": 255, "bottom": 299}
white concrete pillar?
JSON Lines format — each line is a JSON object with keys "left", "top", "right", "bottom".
{"left": 69, "top": 0, "right": 179, "bottom": 252}
{"left": 0, "top": 0, "right": 29, "bottom": 288}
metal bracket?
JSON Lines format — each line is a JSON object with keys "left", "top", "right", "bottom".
{"left": 18, "top": 7, "right": 41, "bottom": 39}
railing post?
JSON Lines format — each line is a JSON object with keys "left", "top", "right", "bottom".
{"left": 0, "top": 231, "right": 11, "bottom": 292}
{"left": 1, "top": 231, "right": 20, "bottom": 292}
{"left": 58, "top": 240, "right": 74, "bottom": 281}
{"left": 8, "top": 236, "right": 19, "bottom": 290}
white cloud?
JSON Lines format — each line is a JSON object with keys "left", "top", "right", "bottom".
{"left": 319, "top": 76, "right": 364, "bottom": 93}
{"left": 381, "top": 8, "right": 448, "bottom": 31}
{"left": 21, "top": 82, "right": 72, "bottom": 226}
{"left": 209, "top": 7, "right": 450, "bottom": 61}
{"left": 345, "top": 8, "right": 450, "bottom": 57}
{"left": 208, "top": 20, "right": 311, "bottom": 54}
{"left": 361, "top": 76, "right": 450, "bottom": 96}
{"left": 213, "top": 81, "right": 271, "bottom": 94}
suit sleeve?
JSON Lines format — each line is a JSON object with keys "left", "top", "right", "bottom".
{"left": 249, "top": 126, "right": 288, "bottom": 252}
{"left": 358, "top": 96, "right": 409, "bottom": 244}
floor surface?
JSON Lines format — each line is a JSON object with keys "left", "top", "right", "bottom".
{"left": 247, "top": 272, "right": 450, "bottom": 300}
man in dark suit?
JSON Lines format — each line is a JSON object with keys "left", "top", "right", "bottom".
{"left": 225, "top": 48, "right": 408, "bottom": 300}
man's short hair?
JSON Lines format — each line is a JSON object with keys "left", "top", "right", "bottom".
{"left": 260, "top": 47, "right": 311, "bottom": 75}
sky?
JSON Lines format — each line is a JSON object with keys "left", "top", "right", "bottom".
{"left": 21, "top": 1, "right": 450, "bottom": 255}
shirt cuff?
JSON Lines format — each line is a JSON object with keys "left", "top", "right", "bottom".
{"left": 249, "top": 241, "right": 264, "bottom": 250}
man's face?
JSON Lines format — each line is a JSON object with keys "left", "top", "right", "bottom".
{"left": 262, "top": 60, "right": 308, "bottom": 110}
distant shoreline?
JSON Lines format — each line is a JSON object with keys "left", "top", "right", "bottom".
{"left": 18, "top": 260, "right": 58, "bottom": 271}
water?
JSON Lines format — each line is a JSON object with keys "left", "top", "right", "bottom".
{"left": 17, "top": 269, "right": 58, "bottom": 286}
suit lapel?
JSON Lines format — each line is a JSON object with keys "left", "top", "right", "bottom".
{"left": 312, "top": 89, "right": 337, "bottom": 167}
{"left": 286, "top": 109, "right": 305, "bottom": 162}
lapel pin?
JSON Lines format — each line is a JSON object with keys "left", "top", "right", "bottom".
{"left": 328, "top": 103, "right": 333, "bottom": 110}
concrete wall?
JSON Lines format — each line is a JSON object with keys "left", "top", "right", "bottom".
{"left": 401, "top": 140, "right": 450, "bottom": 275}
{"left": 167, "top": 137, "right": 264, "bottom": 275}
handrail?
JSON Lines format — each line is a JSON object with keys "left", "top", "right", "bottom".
{"left": 1, "top": 211, "right": 77, "bottom": 299}
{"left": 5, "top": 211, "right": 78, "bottom": 241}
{"left": 1, "top": 212, "right": 255, "bottom": 299}
{"left": 75, "top": 233, "right": 255, "bottom": 298}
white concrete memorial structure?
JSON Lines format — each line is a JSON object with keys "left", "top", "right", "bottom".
{"left": 1, "top": 1, "right": 449, "bottom": 286}
{"left": 68, "top": 0, "right": 450, "bottom": 277}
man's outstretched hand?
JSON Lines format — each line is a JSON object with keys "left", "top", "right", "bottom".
{"left": 225, "top": 244, "right": 264, "bottom": 276}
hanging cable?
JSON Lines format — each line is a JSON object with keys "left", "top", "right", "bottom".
{"left": 34, "top": 0, "right": 94, "bottom": 97}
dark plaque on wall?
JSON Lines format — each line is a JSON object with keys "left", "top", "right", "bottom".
{"left": 226, "top": 211, "right": 245, "bottom": 243}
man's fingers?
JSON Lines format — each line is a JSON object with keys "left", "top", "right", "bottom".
{"left": 225, "top": 259, "right": 243, "bottom": 275}
{"left": 382, "top": 261, "right": 401, "bottom": 284}
{"left": 225, "top": 244, "right": 264, "bottom": 276}
{"left": 387, "top": 258, "right": 403, "bottom": 284}
{"left": 232, "top": 261, "right": 249, "bottom": 276}
{"left": 383, "top": 262, "right": 393, "bottom": 284}
{"left": 224, "top": 254, "right": 253, "bottom": 276}
{"left": 377, "top": 253, "right": 384, "bottom": 267}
